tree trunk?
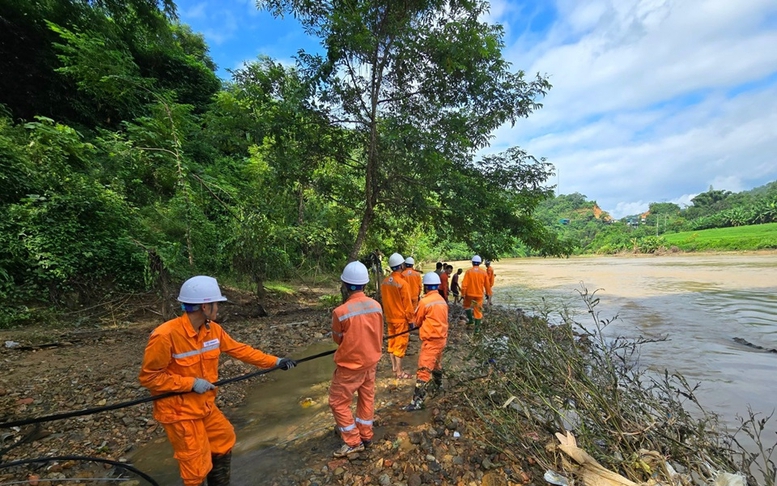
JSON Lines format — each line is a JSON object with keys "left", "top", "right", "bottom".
{"left": 252, "top": 273, "right": 268, "bottom": 317}
{"left": 349, "top": 205, "right": 374, "bottom": 261}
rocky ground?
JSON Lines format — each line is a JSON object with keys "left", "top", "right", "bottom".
{"left": 0, "top": 287, "right": 536, "bottom": 486}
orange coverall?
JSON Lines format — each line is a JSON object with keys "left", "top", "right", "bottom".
{"left": 415, "top": 290, "right": 449, "bottom": 382}
{"left": 461, "top": 266, "right": 492, "bottom": 320}
{"left": 381, "top": 270, "right": 414, "bottom": 358}
{"left": 329, "top": 292, "right": 384, "bottom": 446}
{"left": 401, "top": 267, "right": 422, "bottom": 309}
{"left": 438, "top": 271, "right": 449, "bottom": 301}
{"left": 139, "top": 312, "right": 279, "bottom": 486}
{"left": 486, "top": 266, "right": 495, "bottom": 291}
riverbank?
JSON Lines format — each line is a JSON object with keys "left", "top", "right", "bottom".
{"left": 2, "top": 284, "right": 772, "bottom": 485}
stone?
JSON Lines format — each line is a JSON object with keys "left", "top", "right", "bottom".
{"left": 407, "top": 473, "right": 422, "bottom": 486}
{"left": 379, "top": 473, "right": 392, "bottom": 486}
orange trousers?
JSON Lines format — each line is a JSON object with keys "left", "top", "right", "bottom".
{"left": 416, "top": 338, "right": 445, "bottom": 382}
{"left": 161, "top": 406, "right": 236, "bottom": 486}
{"left": 463, "top": 296, "right": 484, "bottom": 319}
{"left": 328, "top": 366, "right": 376, "bottom": 447}
{"left": 386, "top": 320, "right": 409, "bottom": 358}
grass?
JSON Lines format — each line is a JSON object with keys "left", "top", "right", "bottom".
{"left": 662, "top": 223, "right": 777, "bottom": 252}
{"left": 455, "top": 289, "right": 776, "bottom": 485}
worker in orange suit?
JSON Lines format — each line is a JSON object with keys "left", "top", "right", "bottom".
{"left": 460, "top": 255, "right": 491, "bottom": 333}
{"left": 402, "top": 256, "right": 422, "bottom": 309}
{"left": 139, "top": 276, "right": 296, "bottom": 486}
{"left": 439, "top": 264, "right": 452, "bottom": 301}
{"left": 382, "top": 252, "right": 415, "bottom": 379}
{"left": 485, "top": 260, "right": 495, "bottom": 304}
{"left": 406, "top": 272, "right": 449, "bottom": 411}
{"left": 329, "top": 261, "right": 384, "bottom": 457}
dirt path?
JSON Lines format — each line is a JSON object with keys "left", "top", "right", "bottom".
{"left": 1, "top": 289, "right": 529, "bottom": 486}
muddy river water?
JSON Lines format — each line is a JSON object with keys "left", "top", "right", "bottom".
{"left": 490, "top": 253, "right": 777, "bottom": 438}
{"left": 131, "top": 253, "right": 777, "bottom": 483}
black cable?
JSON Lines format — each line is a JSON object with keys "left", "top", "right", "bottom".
{"left": 0, "top": 327, "right": 419, "bottom": 429}
{"left": 0, "top": 456, "right": 159, "bottom": 486}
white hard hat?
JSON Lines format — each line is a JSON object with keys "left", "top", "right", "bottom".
{"left": 404, "top": 256, "right": 415, "bottom": 265}
{"left": 472, "top": 255, "right": 482, "bottom": 264}
{"left": 388, "top": 253, "right": 405, "bottom": 268}
{"left": 341, "top": 261, "right": 370, "bottom": 285}
{"left": 177, "top": 276, "right": 228, "bottom": 304}
{"left": 422, "top": 272, "right": 441, "bottom": 285}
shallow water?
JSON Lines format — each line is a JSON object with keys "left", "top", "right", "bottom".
{"left": 490, "top": 253, "right": 777, "bottom": 438}
{"left": 130, "top": 253, "right": 777, "bottom": 483}
{"left": 130, "top": 341, "right": 339, "bottom": 485}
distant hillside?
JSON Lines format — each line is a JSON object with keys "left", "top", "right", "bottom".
{"left": 533, "top": 183, "right": 777, "bottom": 254}
{"left": 662, "top": 223, "right": 777, "bottom": 251}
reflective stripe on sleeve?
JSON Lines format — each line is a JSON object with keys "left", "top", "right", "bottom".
{"left": 172, "top": 342, "right": 220, "bottom": 359}
{"left": 424, "top": 301, "right": 447, "bottom": 308}
{"left": 338, "top": 307, "right": 383, "bottom": 321}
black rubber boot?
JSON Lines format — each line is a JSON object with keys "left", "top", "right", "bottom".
{"left": 405, "top": 382, "right": 427, "bottom": 411}
{"left": 432, "top": 370, "right": 443, "bottom": 389}
{"left": 207, "top": 451, "right": 232, "bottom": 486}
{"left": 465, "top": 309, "right": 473, "bottom": 325}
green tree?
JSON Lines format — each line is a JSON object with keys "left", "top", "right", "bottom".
{"left": 260, "top": 0, "right": 552, "bottom": 259}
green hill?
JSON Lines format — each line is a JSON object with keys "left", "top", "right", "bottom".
{"left": 662, "top": 223, "right": 777, "bottom": 251}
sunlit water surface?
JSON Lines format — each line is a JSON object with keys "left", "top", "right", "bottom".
{"left": 490, "top": 253, "right": 777, "bottom": 439}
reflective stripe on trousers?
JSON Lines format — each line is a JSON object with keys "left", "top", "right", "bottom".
{"left": 328, "top": 365, "right": 377, "bottom": 446}
{"left": 416, "top": 338, "right": 445, "bottom": 383}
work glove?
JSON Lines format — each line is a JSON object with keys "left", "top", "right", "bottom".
{"left": 278, "top": 357, "right": 297, "bottom": 370}
{"left": 192, "top": 378, "right": 215, "bottom": 394}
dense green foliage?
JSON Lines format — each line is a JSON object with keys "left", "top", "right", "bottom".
{"left": 533, "top": 183, "right": 777, "bottom": 255}
{"left": 0, "top": 0, "right": 566, "bottom": 325}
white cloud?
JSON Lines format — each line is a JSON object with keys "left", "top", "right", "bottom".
{"left": 492, "top": 0, "right": 777, "bottom": 218}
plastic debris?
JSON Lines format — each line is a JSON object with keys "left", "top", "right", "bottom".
{"left": 452, "top": 431, "right": 460, "bottom": 438}
{"left": 544, "top": 470, "right": 570, "bottom": 486}
{"left": 4, "top": 341, "right": 20, "bottom": 349}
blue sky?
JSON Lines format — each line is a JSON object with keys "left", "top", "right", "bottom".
{"left": 176, "top": 0, "right": 777, "bottom": 218}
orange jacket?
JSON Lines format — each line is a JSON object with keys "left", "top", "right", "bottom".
{"left": 461, "top": 265, "right": 492, "bottom": 298}
{"left": 332, "top": 292, "right": 384, "bottom": 370}
{"left": 381, "top": 270, "right": 415, "bottom": 324}
{"left": 401, "top": 268, "right": 422, "bottom": 306}
{"left": 486, "top": 266, "right": 495, "bottom": 289}
{"left": 415, "top": 290, "right": 448, "bottom": 341}
{"left": 439, "top": 272, "right": 450, "bottom": 300}
{"left": 139, "top": 313, "right": 279, "bottom": 423}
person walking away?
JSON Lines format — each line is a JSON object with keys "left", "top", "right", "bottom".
{"left": 485, "top": 260, "right": 495, "bottom": 304}
{"left": 382, "top": 253, "right": 415, "bottom": 379}
{"left": 329, "top": 262, "right": 384, "bottom": 457}
{"left": 406, "top": 272, "right": 448, "bottom": 411}
{"left": 402, "top": 256, "right": 422, "bottom": 309}
{"left": 450, "top": 268, "right": 463, "bottom": 304}
{"left": 139, "top": 276, "right": 296, "bottom": 486}
{"left": 460, "top": 255, "right": 491, "bottom": 333}
{"left": 434, "top": 261, "right": 444, "bottom": 277}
